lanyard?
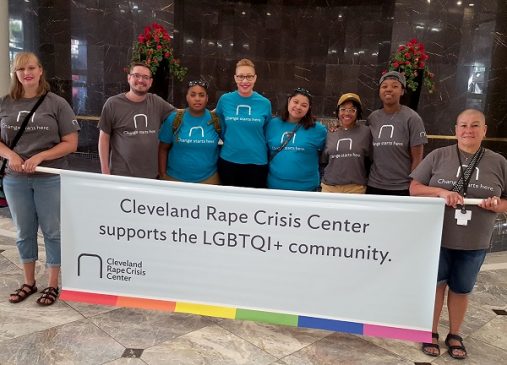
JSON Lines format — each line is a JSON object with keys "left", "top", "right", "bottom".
{"left": 455, "top": 145, "right": 484, "bottom": 213}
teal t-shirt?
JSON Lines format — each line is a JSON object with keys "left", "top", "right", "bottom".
{"left": 159, "top": 109, "right": 219, "bottom": 182}
{"left": 216, "top": 91, "right": 272, "bottom": 165}
{"left": 266, "top": 117, "right": 327, "bottom": 191}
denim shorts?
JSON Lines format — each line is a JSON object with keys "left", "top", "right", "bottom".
{"left": 437, "top": 247, "right": 487, "bottom": 294}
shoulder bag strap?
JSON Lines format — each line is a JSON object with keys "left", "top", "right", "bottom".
{"left": 269, "top": 123, "right": 301, "bottom": 162}
{"left": 0, "top": 92, "right": 48, "bottom": 175}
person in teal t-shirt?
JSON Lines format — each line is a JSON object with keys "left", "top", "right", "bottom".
{"left": 216, "top": 58, "right": 272, "bottom": 188}
{"left": 158, "top": 80, "right": 220, "bottom": 184}
{"left": 266, "top": 88, "right": 327, "bottom": 191}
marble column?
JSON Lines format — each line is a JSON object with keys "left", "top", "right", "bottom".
{"left": 485, "top": 0, "right": 507, "bottom": 139}
{"left": 0, "top": 0, "right": 9, "bottom": 96}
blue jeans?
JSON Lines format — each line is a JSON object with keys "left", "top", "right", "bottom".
{"left": 3, "top": 175, "right": 61, "bottom": 267}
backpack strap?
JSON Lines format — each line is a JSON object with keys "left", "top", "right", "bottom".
{"left": 208, "top": 111, "right": 221, "bottom": 135}
{"left": 172, "top": 109, "right": 185, "bottom": 136}
{"left": 173, "top": 109, "right": 221, "bottom": 136}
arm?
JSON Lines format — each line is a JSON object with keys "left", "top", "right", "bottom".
{"left": 479, "top": 197, "right": 507, "bottom": 213}
{"left": 0, "top": 142, "right": 25, "bottom": 173}
{"left": 22, "top": 132, "right": 79, "bottom": 173}
{"left": 410, "top": 144, "right": 424, "bottom": 171}
{"left": 98, "top": 130, "right": 111, "bottom": 174}
{"left": 158, "top": 142, "right": 171, "bottom": 179}
{"left": 410, "top": 179, "right": 464, "bottom": 208}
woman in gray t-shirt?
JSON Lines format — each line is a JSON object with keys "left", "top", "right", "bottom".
{"left": 0, "top": 52, "right": 79, "bottom": 306}
{"left": 321, "top": 93, "right": 371, "bottom": 194}
{"left": 410, "top": 109, "right": 507, "bottom": 360}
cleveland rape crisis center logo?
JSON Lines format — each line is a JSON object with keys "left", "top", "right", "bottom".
{"left": 77, "top": 253, "right": 146, "bottom": 282}
{"left": 95, "top": 198, "right": 392, "bottom": 266}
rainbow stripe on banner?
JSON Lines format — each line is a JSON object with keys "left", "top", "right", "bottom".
{"left": 61, "top": 289, "right": 431, "bottom": 343}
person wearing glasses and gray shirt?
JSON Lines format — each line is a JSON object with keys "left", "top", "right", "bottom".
{"left": 215, "top": 58, "right": 272, "bottom": 188}
{"left": 321, "top": 93, "right": 372, "bottom": 194}
{"left": 98, "top": 62, "right": 175, "bottom": 178}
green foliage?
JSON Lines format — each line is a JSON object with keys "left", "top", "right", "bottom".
{"left": 131, "top": 23, "right": 187, "bottom": 81}
{"left": 386, "top": 39, "right": 435, "bottom": 93}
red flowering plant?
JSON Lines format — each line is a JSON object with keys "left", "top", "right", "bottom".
{"left": 386, "top": 38, "right": 435, "bottom": 93}
{"left": 131, "top": 23, "right": 187, "bottom": 81}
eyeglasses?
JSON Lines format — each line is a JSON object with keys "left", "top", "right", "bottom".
{"left": 234, "top": 74, "right": 255, "bottom": 81}
{"left": 294, "top": 87, "right": 312, "bottom": 98}
{"left": 338, "top": 107, "right": 357, "bottom": 113}
{"left": 188, "top": 80, "right": 209, "bottom": 89}
{"left": 129, "top": 73, "right": 151, "bottom": 81}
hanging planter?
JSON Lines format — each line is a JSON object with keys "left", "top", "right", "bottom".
{"left": 130, "top": 23, "right": 188, "bottom": 82}
{"left": 384, "top": 38, "right": 435, "bottom": 110}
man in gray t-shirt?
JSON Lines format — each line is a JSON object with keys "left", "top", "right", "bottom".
{"left": 98, "top": 63, "right": 174, "bottom": 178}
{"left": 366, "top": 71, "right": 427, "bottom": 195}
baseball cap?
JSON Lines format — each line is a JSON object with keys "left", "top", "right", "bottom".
{"left": 337, "top": 93, "right": 362, "bottom": 107}
{"left": 379, "top": 71, "right": 406, "bottom": 88}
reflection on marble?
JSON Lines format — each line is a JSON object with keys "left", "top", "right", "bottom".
{"left": 216, "top": 318, "right": 330, "bottom": 358}
{"left": 482, "top": 252, "right": 507, "bottom": 270}
{"left": 432, "top": 336, "right": 507, "bottom": 365}
{"left": 103, "top": 359, "right": 147, "bottom": 365}
{"left": 7, "top": 0, "right": 507, "bottom": 157}
{"left": 469, "top": 270, "right": 507, "bottom": 309}
{"left": 89, "top": 308, "right": 214, "bottom": 348}
{"left": 472, "top": 317, "right": 507, "bottom": 352}
{"left": 0, "top": 254, "right": 19, "bottom": 274}
{"left": 440, "top": 302, "right": 497, "bottom": 336}
{"left": 477, "top": 269, "right": 507, "bottom": 286}
{"left": 363, "top": 325, "right": 447, "bottom": 363}
{"left": 141, "top": 324, "right": 276, "bottom": 365}
{"left": 0, "top": 274, "right": 83, "bottom": 341}
{"left": 0, "top": 208, "right": 507, "bottom": 363}
{"left": 274, "top": 332, "right": 411, "bottom": 365}
{"left": 2, "top": 246, "right": 48, "bottom": 273}
{"left": 65, "top": 300, "right": 117, "bottom": 319}
{"left": 0, "top": 318, "right": 125, "bottom": 365}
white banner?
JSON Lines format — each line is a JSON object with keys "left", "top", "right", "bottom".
{"left": 60, "top": 170, "right": 444, "bottom": 339}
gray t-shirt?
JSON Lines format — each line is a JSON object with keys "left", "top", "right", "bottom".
{"left": 0, "top": 92, "right": 80, "bottom": 175}
{"left": 321, "top": 124, "right": 372, "bottom": 186}
{"left": 99, "top": 93, "right": 174, "bottom": 178}
{"left": 410, "top": 145, "right": 507, "bottom": 250}
{"left": 367, "top": 105, "right": 427, "bottom": 190}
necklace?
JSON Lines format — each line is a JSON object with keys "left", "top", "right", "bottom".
{"left": 385, "top": 110, "right": 398, "bottom": 123}
{"left": 460, "top": 151, "right": 472, "bottom": 162}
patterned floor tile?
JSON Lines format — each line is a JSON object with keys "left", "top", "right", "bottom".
{"left": 217, "top": 318, "right": 330, "bottom": 358}
{"left": 89, "top": 307, "right": 214, "bottom": 348}
{"left": 141, "top": 324, "right": 276, "bottom": 365}
{"left": 274, "top": 332, "right": 412, "bottom": 365}
{"left": 0, "top": 318, "right": 125, "bottom": 365}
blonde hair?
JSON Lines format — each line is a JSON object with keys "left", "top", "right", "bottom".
{"left": 9, "top": 52, "right": 50, "bottom": 100}
{"left": 236, "top": 58, "right": 255, "bottom": 70}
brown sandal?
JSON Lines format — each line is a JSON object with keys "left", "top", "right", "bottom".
{"left": 422, "top": 332, "right": 440, "bottom": 357}
{"left": 9, "top": 282, "right": 37, "bottom": 303}
{"left": 36, "top": 286, "right": 59, "bottom": 306}
{"left": 445, "top": 333, "right": 467, "bottom": 360}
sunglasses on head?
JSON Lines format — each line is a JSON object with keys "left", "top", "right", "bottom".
{"left": 188, "top": 80, "right": 209, "bottom": 89}
{"left": 294, "top": 87, "right": 312, "bottom": 98}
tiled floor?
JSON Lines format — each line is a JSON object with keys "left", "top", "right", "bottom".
{"left": 0, "top": 208, "right": 506, "bottom": 365}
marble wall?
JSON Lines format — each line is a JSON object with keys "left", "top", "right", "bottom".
{"left": 7, "top": 0, "right": 507, "bottom": 155}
